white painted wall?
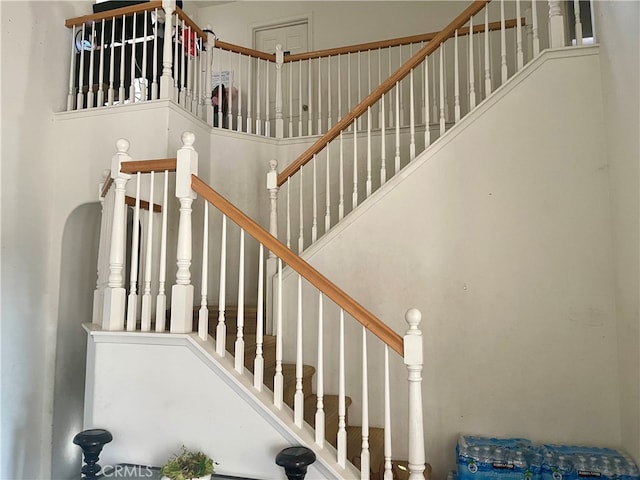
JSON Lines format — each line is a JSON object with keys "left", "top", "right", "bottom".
{"left": 85, "top": 331, "right": 356, "bottom": 480}
{"left": 595, "top": 0, "right": 640, "bottom": 464}
{"left": 280, "top": 48, "right": 622, "bottom": 478}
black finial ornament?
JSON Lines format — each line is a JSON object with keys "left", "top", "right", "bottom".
{"left": 276, "top": 446, "right": 316, "bottom": 480}
{"left": 73, "top": 429, "right": 113, "bottom": 479}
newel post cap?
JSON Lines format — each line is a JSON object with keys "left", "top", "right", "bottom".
{"left": 275, "top": 44, "right": 284, "bottom": 64}
{"left": 404, "top": 308, "right": 423, "bottom": 366}
{"left": 111, "top": 138, "right": 131, "bottom": 180}
{"left": 176, "top": 131, "right": 198, "bottom": 199}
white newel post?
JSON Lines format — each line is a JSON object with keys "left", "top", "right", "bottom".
{"left": 404, "top": 308, "right": 425, "bottom": 480}
{"left": 160, "top": 0, "right": 176, "bottom": 100}
{"left": 92, "top": 170, "right": 111, "bottom": 325}
{"left": 265, "top": 159, "right": 279, "bottom": 335}
{"left": 275, "top": 45, "right": 284, "bottom": 139}
{"left": 548, "top": 1, "right": 566, "bottom": 48}
{"left": 102, "top": 140, "right": 132, "bottom": 330}
{"left": 170, "top": 132, "right": 198, "bottom": 333}
{"left": 205, "top": 27, "right": 215, "bottom": 125}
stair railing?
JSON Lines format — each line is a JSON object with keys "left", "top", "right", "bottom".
{"left": 210, "top": 12, "right": 524, "bottom": 139}
{"left": 65, "top": 0, "right": 214, "bottom": 122}
{"left": 94, "top": 132, "right": 427, "bottom": 478}
{"left": 268, "top": 0, "right": 590, "bottom": 254}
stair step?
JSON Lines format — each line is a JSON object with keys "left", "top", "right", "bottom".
{"left": 193, "top": 305, "right": 260, "bottom": 335}
{"left": 346, "top": 425, "right": 386, "bottom": 478}
{"left": 264, "top": 363, "right": 315, "bottom": 408}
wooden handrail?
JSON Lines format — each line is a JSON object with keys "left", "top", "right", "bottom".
{"left": 214, "top": 40, "right": 276, "bottom": 62}
{"left": 277, "top": 0, "right": 491, "bottom": 185}
{"left": 191, "top": 174, "right": 404, "bottom": 356}
{"left": 65, "top": 1, "right": 162, "bottom": 28}
{"left": 125, "top": 195, "right": 162, "bottom": 213}
{"left": 285, "top": 17, "right": 523, "bottom": 62}
{"left": 120, "top": 158, "right": 177, "bottom": 174}
{"left": 100, "top": 177, "right": 114, "bottom": 199}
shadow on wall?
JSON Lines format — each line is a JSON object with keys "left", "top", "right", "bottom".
{"left": 51, "top": 203, "right": 102, "bottom": 479}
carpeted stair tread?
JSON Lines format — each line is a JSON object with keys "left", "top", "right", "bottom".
{"left": 303, "top": 394, "right": 352, "bottom": 448}
{"left": 263, "top": 363, "right": 315, "bottom": 408}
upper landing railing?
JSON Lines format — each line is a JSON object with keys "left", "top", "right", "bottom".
{"left": 64, "top": 1, "right": 588, "bottom": 139}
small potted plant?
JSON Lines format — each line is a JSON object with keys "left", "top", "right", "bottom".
{"left": 160, "top": 446, "right": 216, "bottom": 480}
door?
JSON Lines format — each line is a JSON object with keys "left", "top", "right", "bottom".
{"left": 254, "top": 21, "right": 309, "bottom": 136}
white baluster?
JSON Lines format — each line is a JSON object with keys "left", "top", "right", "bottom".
{"left": 500, "top": 0, "right": 508, "bottom": 84}
{"left": 170, "top": 132, "right": 198, "bottom": 333}
{"left": 126, "top": 173, "right": 141, "bottom": 331}
{"left": 366, "top": 107, "right": 372, "bottom": 196}
{"left": 324, "top": 145, "right": 331, "bottom": 233}
{"left": 274, "top": 258, "right": 284, "bottom": 409}
{"left": 307, "top": 60, "right": 313, "bottom": 135}
{"left": 357, "top": 52, "right": 362, "bottom": 130}
{"left": 378, "top": 50, "right": 383, "bottom": 128}
{"left": 265, "top": 56, "right": 271, "bottom": 136}
{"left": 395, "top": 82, "right": 401, "bottom": 173}
{"left": 286, "top": 181, "right": 291, "bottom": 249}
{"left": 484, "top": 7, "right": 492, "bottom": 96}
{"left": 108, "top": 16, "right": 116, "bottom": 105}
{"left": 77, "top": 23, "right": 86, "bottom": 109}
{"left": 103, "top": 139, "right": 131, "bottom": 330}
{"left": 129, "top": 13, "right": 138, "bottom": 103}
{"left": 96, "top": 18, "right": 105, "bottom": 107}
{"left": 383, "top": 345, "right": 393, "bottom": 480}
{"left": 410, "top": 68, "right": 416, "bottom": 160}
{"left": 443, "top": 43, "right": 448, "bottom": 123}
{"left": 119, "top": 14, "right": 127, "bottom": 103}
{"left": 347, "top": 53, "right": 352, "bottom": 127}
{"left": 156, "top": 170, "right": 169, "bottom": 332}
{"left": 516, "top": 0, "right": 524, "bottom": 69}
{"left": 172, "top": 14, "right": 179, "bottom": 100}
{"left": 315, "top": 293, "right": 325, "bottom": 446}
{"left": 205, "top": 30, "right": 214, "bottom": 125}
{"left": 337, "top": 55, "right": 342, "bottom": 122}
{"left": 67, "top": 25, "right": 77, "bottom": 111}
{"left": 141, "top": 171, "right": 155, "bottom": 332}
{"left": 381, "top": 93, "right": 387, "bottom": 184}
{"left": 573, "top": 0, "right": 583, "bottom": 45}
{"left": 548, "top": 1, "right": 566, "bottom": 48}
{"left": 294, "top": 273, "right": 304, "bottom": 427}
{"left": 151, "top": 9, "right": 159, "bottom": 100}
{"left": 237, "top": 52, "right": 243, "bottom": 132}
{"left": 431, "top": 55, "right": 437, "bottom": 124}
{"left": 216, "top": 215, "right": 227, "bottom": 356}
{"left": 405, "top": 308, "right": 425, "bottom": 480}
{"left": 275, "top": 44, "right": 284, "bottom": 138}
{"left": 312, "top": 155, "right": 318, "bottom": 244}
{"left": 298, "top": 60, "right": 303, "bottom": 136}
{"left": 589, "top": 0, "right": 597, "bottom": 43}
{"left": 337, "top": 309, "right": 347, "bottom": 468}
{"left": 532, "top": 0, "right": 540, "bottom": 56}
{"left": 439, "top": 45, "right": 446, "bottom": 136}
{"left": 317, "top": 57, "right": 322, "bottom": 134}
{"left": 469, "top": 17, "right": 476, "bottom": 110}
{"left": 398, "top": 46, "right": 405, "bottom": 126}
{"left": 389, "top": 47, "right": 395, "bottom": 127}
{"left": 339, "top": 132, "right": 345, "bottom": 221}
{"left": 247, "top": 56, "right": 253, "bottom": 133}
{"left": 353, "top": 123, "right": 359, "bottom": 209}
{"left": 360, "top": 326, "right": 370, "bottom": 480}
{"left": 90, "top": 21, "right": 100, "bottom": 107}
{"left": 298, "top": 168, "right": 304, "bottom": 253}
{"left": 254, "top": 244, "right": 265, "bottom": 390}
{"left": 420, "top": 43, "right": 425, "bottom": 126}
{"left": 198, "top": 202, "right": 209, "bottom": 340}
{"left": 235, "top": 229, "right": 245, "bottom": 373}
{"left": 256, "top": 58, "right": 262, "bottom": 135}
{"left": 160, "top": 0, "right": 175, "bottom": 99}
{"left": 424, "top": 54, "right": 431, "bottom": 148}
{"left": 327, "top": 56, "right": 332, "bottom": 130}
{"left": 141, "top": 11, "right": 148, "bottom": 102}
{"left": 288, "top": 60, "right": 294, "bottom": 136}
{"left": 454, "top": 30, "right": 460, "bottom": 123}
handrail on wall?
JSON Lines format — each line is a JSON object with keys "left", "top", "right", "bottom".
{"left": 191, "top": 174, "right": 405, "bottom": 356}
{"left": 277, "top": 0, "right": 491, "bottom": 185}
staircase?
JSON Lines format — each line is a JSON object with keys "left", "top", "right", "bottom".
{"left": 197, "top": 306, "right": 430, "bottom": 480}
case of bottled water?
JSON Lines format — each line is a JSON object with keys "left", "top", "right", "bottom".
{"left": 540, "top": 444, "right": 640, "bottom": 480}
{"left": 455, "top": 435, "right": 639, "bottom": 480}
{"left": 456, "top": 435, "right": 542, "bottom": 480}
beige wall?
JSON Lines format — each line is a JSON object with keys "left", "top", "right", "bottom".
{"left": 596, "top": 0, "right": 640, "bottom": 464}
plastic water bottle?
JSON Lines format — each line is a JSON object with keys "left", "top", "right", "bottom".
{"left": 512, "top": 450, "right": 527, "bottom": 470}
